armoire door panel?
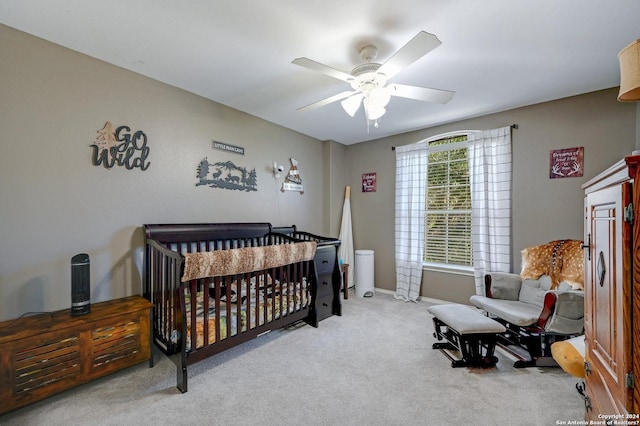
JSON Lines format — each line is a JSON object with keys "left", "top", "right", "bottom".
{"left": 591, "top": 205, "right": 615, "bottom": 368}
{"left": 587, "top": 369, "right": 626, "bottom": 419}
{"left": 584, "top": 182, "right": 632, "bottom": 418}
{"left": 588, "top": 198, "right": 620, "bottom": 409}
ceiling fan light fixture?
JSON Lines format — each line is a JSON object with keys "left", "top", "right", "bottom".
{"left": 341, "top": 94, "right": 363, "bottom": 117}
{"left": 369, "top": 86, "right": 391, "bottom": 107}
{"left": 368, "top": 106, "right": 386, "bottom": 120}
{"left": 364, "top": 98, "right": 386, "bottom": 120}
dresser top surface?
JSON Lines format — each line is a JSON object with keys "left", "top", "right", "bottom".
{"left": 0, "top": 296, "right": 151, "bottom": 343}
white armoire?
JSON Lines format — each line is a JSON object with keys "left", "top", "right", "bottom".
{"left": 582, "top": 155, "right": 640, "bottom": 419}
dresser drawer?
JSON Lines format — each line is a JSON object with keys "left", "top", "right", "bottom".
{"left": 314, "top": 246, "right": 336, "bottom": 275}
{"left": 316, "top": 273, "right": 333, "bottom": 298}
{"left": 314, "top": 294, "right": 334, "bottom": 321}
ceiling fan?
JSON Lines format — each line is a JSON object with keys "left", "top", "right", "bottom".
{"left": 292, "top": 31, "right": 455, "bottom": 124}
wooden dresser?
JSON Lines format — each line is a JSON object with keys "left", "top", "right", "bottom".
{"left": 582, "top": 155, "right": 640, "bottom": 418}
{"left": 0, "top": 296, "right": 152, "bottom": 414}
{"left": 311, "top": 244, "right": 342, "bottom": 324}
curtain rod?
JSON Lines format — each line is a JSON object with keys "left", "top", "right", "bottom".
{"left": 390, "top": 123, "right": 519, "bottom": 151}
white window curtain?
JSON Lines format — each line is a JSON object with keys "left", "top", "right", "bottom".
{"left": 467, "top": 126, "right": 512, "bottom": 295}
{"left": 394, "top": 143, "right": 428, "bottom": 302}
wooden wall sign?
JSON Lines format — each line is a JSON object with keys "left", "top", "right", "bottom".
{"left": 549, "top": 147, "right": 584, "bottom": 179}
{"left": 91, "top": 121, "right": 150, "bottom": 170}
{"left": 362, "top": 172, "right": 377, "bottom": 192}
{"left": 212, "top": 140, "right": 245, "bottom": 156}
{"left": 196, "top": 158, "right": 257, "bottom": 192}
{"left": 281, "top": 158, "right": 304, "bottom": 193}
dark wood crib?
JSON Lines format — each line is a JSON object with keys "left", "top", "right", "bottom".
{"left": 143, "top": 223, "right": 340, "bottom": 392}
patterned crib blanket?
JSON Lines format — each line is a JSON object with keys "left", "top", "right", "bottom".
{"left": 181, "top": 241, "right": 317, "bottom": 282}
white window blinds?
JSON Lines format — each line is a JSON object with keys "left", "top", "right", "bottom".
{"left": 425, "top": 136, "right": 472, "bottom": 267}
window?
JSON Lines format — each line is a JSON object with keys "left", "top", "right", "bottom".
{"left": 424, "top": 135, "right": 472, "bottom": 268}
{"left": 395, "top": 126, "right": 510, "bottom": 296}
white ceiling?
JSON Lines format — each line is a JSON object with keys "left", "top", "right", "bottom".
{"left": 2, "top": 1, "right": 639, "bottom": 145}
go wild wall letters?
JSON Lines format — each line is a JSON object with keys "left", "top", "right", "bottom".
{"left": 91, "top": 122, "right": 150, "bottom": 170}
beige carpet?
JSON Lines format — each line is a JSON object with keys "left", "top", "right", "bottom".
{"left": 0, "top": 292, "right": 585, "bottom": 425}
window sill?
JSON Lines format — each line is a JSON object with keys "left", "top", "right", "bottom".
{"left": 422, "top": 263, "right": 474, "bottom": 276}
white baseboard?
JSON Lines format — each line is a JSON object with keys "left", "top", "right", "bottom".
{"left": 363, "top": 287, "right": 470, "bottom": 306}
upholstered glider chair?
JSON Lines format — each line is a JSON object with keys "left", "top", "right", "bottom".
{"left": 470, "top": 272, "right": 584, "bottom": 368}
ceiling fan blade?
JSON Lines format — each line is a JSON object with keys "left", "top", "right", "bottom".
{"left": 298, "top": 90, "right": 358, "bottom": 112}
{"left": 292, "top": 57, "right": 354, "bottom": 82}
{"left": 378, "top": 31, "right": 442, "bottom": 80}
{"left": 388, "top": 84, "right": 454, "bottom": 104}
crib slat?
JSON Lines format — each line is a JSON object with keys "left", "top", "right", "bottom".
{"left": 214, "top": 277, "right": 221, "bottom": 343}
{"left": 170, "top": 255, "right": 179, "bottom": 351}
{"left": 266, "top": 268, "right": 273, "bottom": 325}
{"left": 202, "top": 278, "right": 210, "bottom": 347}
{"left": 188, "top": 280, "right": 198, "bottom": 350}
{"left": 246, "top": 272, "right": 253, "bottom": 330}
{"left": 278, "top": 265, "right": 284, "bottom": 317}
{"left": 234, "top": 274, "right": 241, "bottom": 336}
{"left": 225, "top": 276, "right": 232, "bottom": 339}
{"left": 290, "top": 262, "right": 296, "bottom": 313}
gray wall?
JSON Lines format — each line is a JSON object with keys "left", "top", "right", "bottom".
{"left": 346, "top": 88, "right": 637, "bottom": 304}
{"left": 2, "top": 23, "right": 637, "bottom": 320}
{"left": 0, "top": 25, "right": 332, "bottom": 321}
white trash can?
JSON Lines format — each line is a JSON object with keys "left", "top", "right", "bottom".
{"left": 355, "top": 250, "right": 375, "bottom": 297}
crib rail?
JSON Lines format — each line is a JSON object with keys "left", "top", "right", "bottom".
{"left": 271, "top": 224, "right": 340, "bottom": 247}
{"left": 145, "top": 223, "right": 272, "bottom": 245}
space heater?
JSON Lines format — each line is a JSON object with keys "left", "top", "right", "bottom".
{"left": 71, "top": 253, "right": 91, "bottom": 316}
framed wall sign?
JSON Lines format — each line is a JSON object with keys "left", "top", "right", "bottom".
{"left": 549, "top": 147, "right": 584, "bottom": 179}
{"left": 362, "top": 172, "right": 377, "bottom": 192}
